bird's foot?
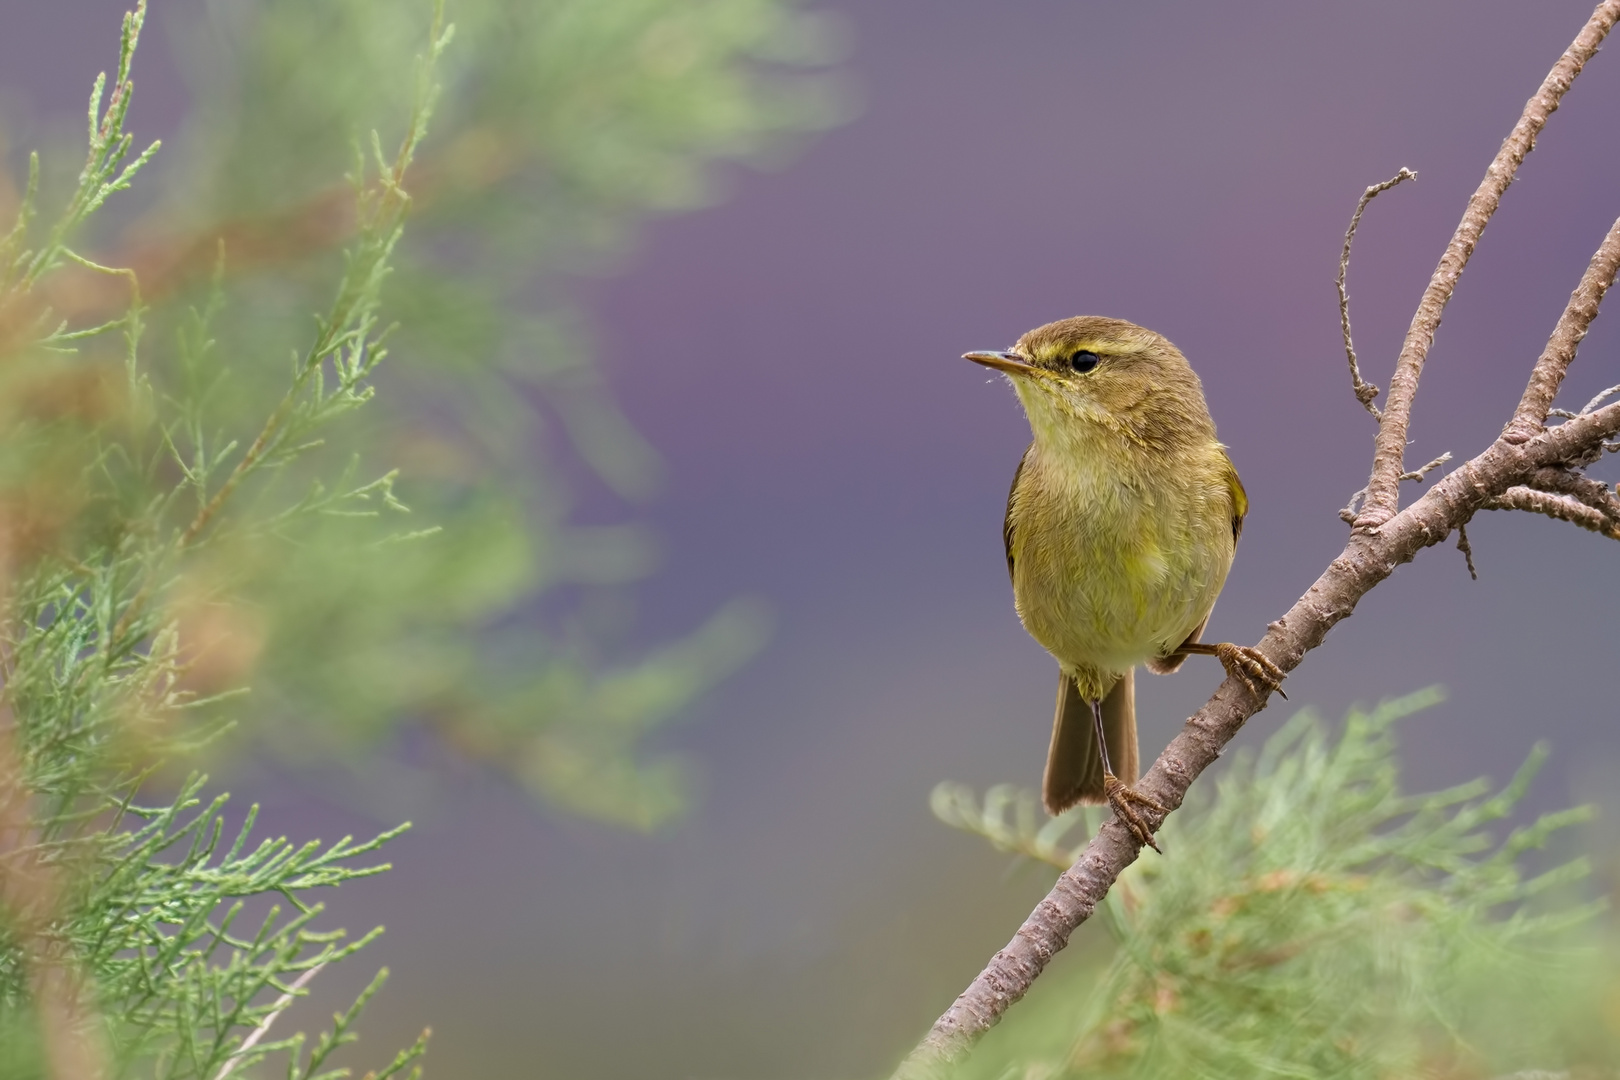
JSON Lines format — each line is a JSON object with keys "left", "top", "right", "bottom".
{"left": 1103, "top": 773, "right": 1167, "bottom": 853}
{"left": 1214, "top": 642, "right": 1287, "bottom": 701}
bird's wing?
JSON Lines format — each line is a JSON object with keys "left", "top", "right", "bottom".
{"left": 1003, "top": 443, "right": 1032, "bottom": 584}
{"left": 1222, "top": 449, "right": 1249, "bottom": 543}
{"left": 1150, "top": 453, "right": 1246, "bottom": 675}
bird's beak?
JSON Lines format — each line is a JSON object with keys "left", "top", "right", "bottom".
{"left": 963, "top": 350, "right": 1035, "bottom": 376}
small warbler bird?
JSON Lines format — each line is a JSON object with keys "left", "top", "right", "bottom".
{"left": 965, "top": 316, "right": 1283, "bottom": 851}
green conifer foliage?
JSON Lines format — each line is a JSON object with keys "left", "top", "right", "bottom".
{"left": 138, "top": 0, "right": 851, "bottom": 829}
{"left": 0, "top": 4, "right": 444, "bottom": 1073}
{"left": 934, "top": 690, "right": 1619, "bottom": 1078}
{"left": 1, "top": 0, "right": 846, "bottom": 1067}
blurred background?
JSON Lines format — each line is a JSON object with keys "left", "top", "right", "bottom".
{"left": 4, "top": 1, "right": 1620, "bottom": 1076}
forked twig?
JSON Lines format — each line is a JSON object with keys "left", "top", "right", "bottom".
{"left": 1551, "top": 382, "right": 1620, "bottom": 419}
{"left": 895, "top": 3, "right": 1620, "bottom": 1074}
{"left": 1356, "top": 1, "right": 1620, "bottom": 529}
{"left": 1338, "top": 453, "right": 1450, "bottom": 524}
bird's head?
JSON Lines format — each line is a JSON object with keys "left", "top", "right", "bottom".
{"left": 964, "top": 316, "right": 1213, "bottom": 450}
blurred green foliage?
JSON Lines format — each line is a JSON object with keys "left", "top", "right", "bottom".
{"left": 935, "top": 690, "right": 1620, "bottom": 1078}
{"left": 0, "top": 5, "right": 445, "bottom": 1073}
{"left": 64, "top": 0, "right": 849, "bottom": 828}
{"left": 0, "top": 0, "right": 851, "bottom": 1071}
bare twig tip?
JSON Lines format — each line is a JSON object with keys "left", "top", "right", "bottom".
{"left": 1399, "top": 452, "right": 1453, "bottom": 483}
{"left": 1339, "top": 485, "right": 1369, "bottom": 525}
{"left": 1456, "top": 522, "right": 1478, "bottom": 580}
{"left": 898, "top": 4, "right": 1620, "bottom": 1072}
{"left": 1337, "top": 166, "right": 1418, "bottom": 422}
{"left": 1580, "top": 382, "right": 1620, "bottom": 415}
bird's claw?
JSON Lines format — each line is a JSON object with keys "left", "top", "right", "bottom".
{"left": 1103, "top": 773, "right": 1167, "bottom": 853}
{"left": 1214, "top": 642, "right": 1287, "bottom": 700}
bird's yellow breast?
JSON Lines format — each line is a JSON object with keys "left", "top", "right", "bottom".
{"left": 1007, "top": 432, "right": 1237, "bottom": 701}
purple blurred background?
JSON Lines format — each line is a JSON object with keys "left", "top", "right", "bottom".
{"left": 7, "top": 2, "right": 1620, "bottom": 1076}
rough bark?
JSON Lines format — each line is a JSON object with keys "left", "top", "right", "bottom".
{"left": 893, "top": 5, "right": 1620, "bottom": 1074}
{"left": 1503, "top": 215, "right": 1620, "bottom": 444}
{"left": 1356, "top": 0, "right": 1620, "bottom": 530}
{"left": 895, "top": 411, "right": 1620, "bottom": 1078}
{"left": 1485, "top": 486, "right": 1620, "bottom": 540}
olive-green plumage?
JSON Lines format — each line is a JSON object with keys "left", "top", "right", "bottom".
{"left": 967, "top": 316, "right": 1251, "bottom": 822}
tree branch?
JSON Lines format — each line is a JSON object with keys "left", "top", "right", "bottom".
{"left": 1502, "top": 214, "right": 1620, "bottom": 444}
{"left": 895, "top": 6, "right": 1620, "bottom": 1073}
{"left": 1337, "top": 167, "right": 1417, "bottom": 420}
{"left": 1355, "top": 0, "right": 1620, "bottom": 530}
{"left": 896, "top": 395, "right": 1620, "bottom": 1078}
{"left": 1530, "top": 398, "right": 1620, "bottom": 463}
{"left": 1522, "top": 466, "right": 1620, "bottom": 525}
{"left": 1484, "top": 486, "right": 1620, "bottom": 540}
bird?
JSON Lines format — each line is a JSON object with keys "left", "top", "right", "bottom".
{"left": 964, "top": 315, "right": 1283, "bottom": 851}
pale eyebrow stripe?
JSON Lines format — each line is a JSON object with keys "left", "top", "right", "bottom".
{"left": 1068, "top": 339, "right": 1149, "bottom": 356}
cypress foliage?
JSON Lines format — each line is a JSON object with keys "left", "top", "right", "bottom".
{"left": 0, "top": 4, "right": 447, "bottom": 1074}
{"left": 935, "top": 690, "right": 1617, "bottom": 1078}
{"left": 1, "top": 0, "right": 845, "bottom": 1069}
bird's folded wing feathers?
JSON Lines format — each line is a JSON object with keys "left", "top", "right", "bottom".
{"left": 1223, "top": 449, "right": 1248, "bottom": 543}
{"left": 1003, "top": 442, "right": 1032, "bottom": 583}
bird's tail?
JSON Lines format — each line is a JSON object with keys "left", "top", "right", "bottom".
{"left": 1042, "top": 668, "right": 1137, "bottom": 815}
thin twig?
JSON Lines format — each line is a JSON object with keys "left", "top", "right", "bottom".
{"left": 211, "top": 962, "right": 328, "bottom": 1080}
{"left": 1339, "top": 452, "right": 1451, "bottom": 523}
{"left": 1399, "top": 452, "right": 1452, "bottom": 483}
{"left": 1456, "top": 522, "right": 1478, "bottom": 579}
{"left": 1356, "top": 0, "right": 1620, "bottom": 529}
{"left": 1579, "top": 382, "right": 1620, "bottom": 415}
{"left": 1337, "top": 167, "right": 1417, "bottom": 419}
{"left": 895, "top": 387, "right": 1620, "bottom": 1078}
{"left": 896, "top": 8, "right": 1620, "bottom": 1071}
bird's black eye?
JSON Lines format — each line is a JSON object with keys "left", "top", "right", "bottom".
{"left": 1069, "top": 350, "right": 1100, "bottom": 373}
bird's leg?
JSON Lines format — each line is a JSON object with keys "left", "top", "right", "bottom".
{"left": 1090, "top": 698, "right": 1167, "bottom": 853}
{"left": 1177, "top": 641, "right": 1287, "bottom": 700}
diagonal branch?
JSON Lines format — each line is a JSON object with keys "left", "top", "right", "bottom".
{"left": 1337, "top": 167, "right": 1417, "bottom": 420}
{"left": 1483, "top": 486, "right": 1620, "bottom": 540}
{"left": 1522, "top": 466, "right": 1620, "bottom": 525}
{"left": 1502, "top": 214, "right": 1620, "bottom": 444}
{"left": 1530, "top": 398, "right": 1620, "bottom": 462}
{"left": 896, "top": 6, "right": 1620, "bottom": 1071}
{"left": 1355, "top": 0, "right": 1620, "bottom": 530}
{"left": 894, "top": 395, "right": 1620, "bottom": 1078}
